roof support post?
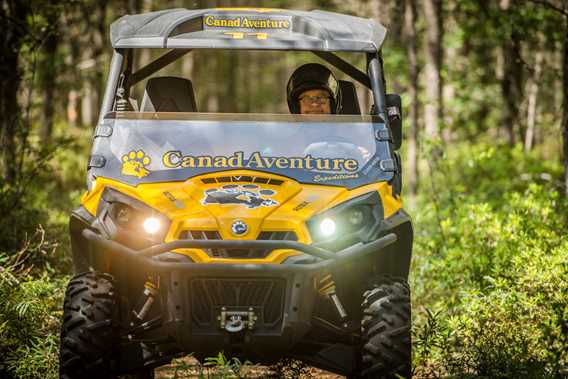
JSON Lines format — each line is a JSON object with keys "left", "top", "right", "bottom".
{"left": 98, "top": 49, "right": 125, "bottom": 125}
{"left": 128, "top": 48, "right": 192, "bottom": 86}
{"left": 313, "top": 51, "right": 371, "bottom": 89}
{"left": 367, "top": 52, "right": 389, "bottom": 126}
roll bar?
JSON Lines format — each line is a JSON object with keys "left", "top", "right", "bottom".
{"left": 98, "top": 49, "right": 390, "bottom": 125}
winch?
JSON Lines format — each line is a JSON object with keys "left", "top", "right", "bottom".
{"left": 217, "top": 307, "right": 258, "bottom": 333}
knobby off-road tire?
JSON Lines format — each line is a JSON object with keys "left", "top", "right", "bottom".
{"left": 360, "top": 276, "right": 411, "bottom": 379}
{"left": 60, "top": 271, "right": 118, "bottom": 379}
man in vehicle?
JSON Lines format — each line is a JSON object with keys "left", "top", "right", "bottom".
{"left": 287, "top": 63, "right": 341, "bottom": 114}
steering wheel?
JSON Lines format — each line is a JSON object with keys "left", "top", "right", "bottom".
{"left": 303, "top": 142, "right": 367, "bottom": 169}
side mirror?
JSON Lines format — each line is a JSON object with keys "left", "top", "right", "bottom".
{"left": 386, "top": 94, "right": 402, "bottom": 150}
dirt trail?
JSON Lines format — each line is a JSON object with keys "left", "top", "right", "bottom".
{"left": 154, "top": 356, "right": 344, "bottom": 378}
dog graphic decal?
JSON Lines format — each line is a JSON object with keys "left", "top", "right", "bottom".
{"left": 202, "top": 184, "right": 278, "bottom": 209}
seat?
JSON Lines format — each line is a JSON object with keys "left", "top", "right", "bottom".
{"left": 338, "top": 80, "right": 361, "bottom": 115}
{"left": 140, "top": 76, "right": 197, "bottom": 112}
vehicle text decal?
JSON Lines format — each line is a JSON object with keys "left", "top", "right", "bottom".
{"left": 203, "top": 14, "right": 292, "bottom": 30}
{"left": 163, "top": 151, "right": 359, "bottom": 173}
{"left": 202, "top": 185, "right": 278, "bottom": 209}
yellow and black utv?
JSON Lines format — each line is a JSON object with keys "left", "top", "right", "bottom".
{"left": 60, "top": 7, "right": 413, "bottom": 379}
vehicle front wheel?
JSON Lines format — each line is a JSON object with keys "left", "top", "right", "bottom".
{"left": 59, "top": 271, "right": 118, "bottom": 379}
{"left": 359, "top": 276, "right": 411, "bottom": 378}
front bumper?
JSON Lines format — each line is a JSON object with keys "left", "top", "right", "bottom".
{"left": 82, "top": 229, "right": 397, "bottom": 360}
{"left": 83, "top": 228, "right": 396, "bottom": 272}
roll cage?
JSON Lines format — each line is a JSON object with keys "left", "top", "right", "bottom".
{"left": 98, "top": 8, "right": 393, "bottom": 134}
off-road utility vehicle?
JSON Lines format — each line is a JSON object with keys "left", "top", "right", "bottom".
{"left": 60, "top": 7, "right": 413, "bottom": 379}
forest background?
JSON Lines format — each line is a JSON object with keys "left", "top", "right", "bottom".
{"left": 0, "top": 0, "right": 567, "bottom": 378}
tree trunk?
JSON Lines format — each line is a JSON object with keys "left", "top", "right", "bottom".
{"left": 422, "top": 0, "right": 443, "bottom": 140}
{"left": 40, "top": 30, "right": 58, "bottom": 143}
{"left": 81, "top": 82, "right": 94, "bottom": 126}
{"left": 389, "top": 2, "right": 405, "bottom": 94}
{"left": 404, "top": 0, "right": 419, "bottom": 197}
{"left": 0, "top": 62, "right": 21, "bottom": 183}
{"left": 0, "top": 1, "right": 31, "bottom": 182}
{"left": 92, "top": 0, "right": 108, "bottom": 125}
{"left": 242, "top": 51, "right": 252, "bottom": 113}
{"left": 67, "top": 90, "right": 80, "bottom": 127}
{"left": 225, "top": 51, "right": 239, "bottom": 113}
{"left": 206, "top": 52, "right": 220, "bottom": 112}
{"left": 40, "top": 13, "right": 59, "bottom": 143}
{"left": 127, "top": 0, "right": 141, "bottom": 14}
{"left": 182, "top": 52, "right": 195, "bottom": 109}
{"left": 562, "top": 16, "right": 568, "bottom": 196}
{"left": 79, "top": 0, "right": 108, "bottom": 127}
{"left": 524, "top": 37, "right": 544, "bottom": 153}
{"left": 65, "top": 7, "right": 83, "bottom": 127}
{"left": 499, "top": 0, "right": 523, "bottom": 146}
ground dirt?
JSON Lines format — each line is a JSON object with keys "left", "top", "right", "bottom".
{"left": 155, "top": 356, "right": 344, "bottom": 378}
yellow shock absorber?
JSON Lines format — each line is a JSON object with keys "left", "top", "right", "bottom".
{"left": 133, "top": 280, "right": 159, "bottom": 322}
{"left": 317, "top": 274, "right": 348, "bottom": 324}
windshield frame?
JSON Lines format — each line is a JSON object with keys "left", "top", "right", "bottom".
{"left": 104, "top": 111, "right": 383, "bottom": 123}
{"left": 99, "top": 49, "right": 389, "bottom": 129}
{"left": 88, "top": 112, "right": 395, "bottom": 190}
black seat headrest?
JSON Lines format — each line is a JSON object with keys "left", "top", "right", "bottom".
{"left": 338, "top": 80, "right": 361, "bottom": 115}
{"left": 141, "top": 76, "right": 197, "bottom": 112}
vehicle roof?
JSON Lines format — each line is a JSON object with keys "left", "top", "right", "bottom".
{"left": 110, "top": 8, "right": 387, "bottom": 52}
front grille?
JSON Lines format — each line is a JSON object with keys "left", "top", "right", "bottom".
{"left": 201, "top": 175, "right": 284, "bottom": 186}
{"left": 257, "top": 231, "right": 298, "bottom": 241}
{"left": 179, "top": 230, "right": 297, "bottom": 259}
{"left": 190, "top": 278, "right": 286, "bottom": 330}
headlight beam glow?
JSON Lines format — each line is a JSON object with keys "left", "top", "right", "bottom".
{"left": 143, "top": 217, "right": 161, "bottom": 235}
{"left": 319, "top": 218, "right": 336, "bottom": 237}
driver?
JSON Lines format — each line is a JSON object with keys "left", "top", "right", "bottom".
{"left": 287, "top": 63, "right": 341, "bottom": 114}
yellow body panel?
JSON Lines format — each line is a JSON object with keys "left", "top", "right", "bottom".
{"left": 81, "top": 171, "right": 402, "bottom": 264}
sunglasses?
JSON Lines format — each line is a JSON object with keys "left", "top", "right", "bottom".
{"left": 298, "top": 95, "right": 331, "bottom": 105}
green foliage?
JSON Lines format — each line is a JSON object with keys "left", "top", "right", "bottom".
{"left": 204, "top": 352, "right": 252, "bottom": 378}
{"left": 5, "top": 336, "right": 60, "bottom": 379}
{"left": 159, "top": 353, "right": 267, "bottom": 378}
{"left": 0, "top": 242, "right": 67, "bottom": 379}
{"left": 157, "top": 354, "right": 315, "bottom": 378}
{"left": 0, "top": 134, "right": 87, "bottom": 273}
{"left": 0, "top": 134, "right": 84, "bottom": 378}
{"left": 0, "top": 151, "right": 52, "bottom": 254}
{"left": 411, "top": 142, "right": 568, "bottom": 378}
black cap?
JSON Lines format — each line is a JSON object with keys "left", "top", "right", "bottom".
{"left": 287, "top": 63, "right": 340, "bottom": 114}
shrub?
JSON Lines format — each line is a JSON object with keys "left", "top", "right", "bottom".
{"left": 411, "top": 143, "right": 568, "bottom": 378}
{"left": 0, "top": 234, "right": 67, "bottom": 379}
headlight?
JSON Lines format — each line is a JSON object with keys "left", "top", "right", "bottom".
{"left": 143, "top": 217, "right": 161, "bottom": 235}
{"left": 319, "top": 218, "right": 337, "bottom": 237}
{"left": 307, "top": 192, "right": 383, "bottom": 248}
{"left": 113, "top": 203, "right": 134, "bottom": 226}
{"left": 96, "top": 188, "right": 170, "bottom": 246}
{"left": 346, "top": 206, "right": 369, "bottom": 227}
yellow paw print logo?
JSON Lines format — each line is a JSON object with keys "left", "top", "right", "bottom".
{"left": 121, "top": 150, "right": 151, "bottom": 178}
